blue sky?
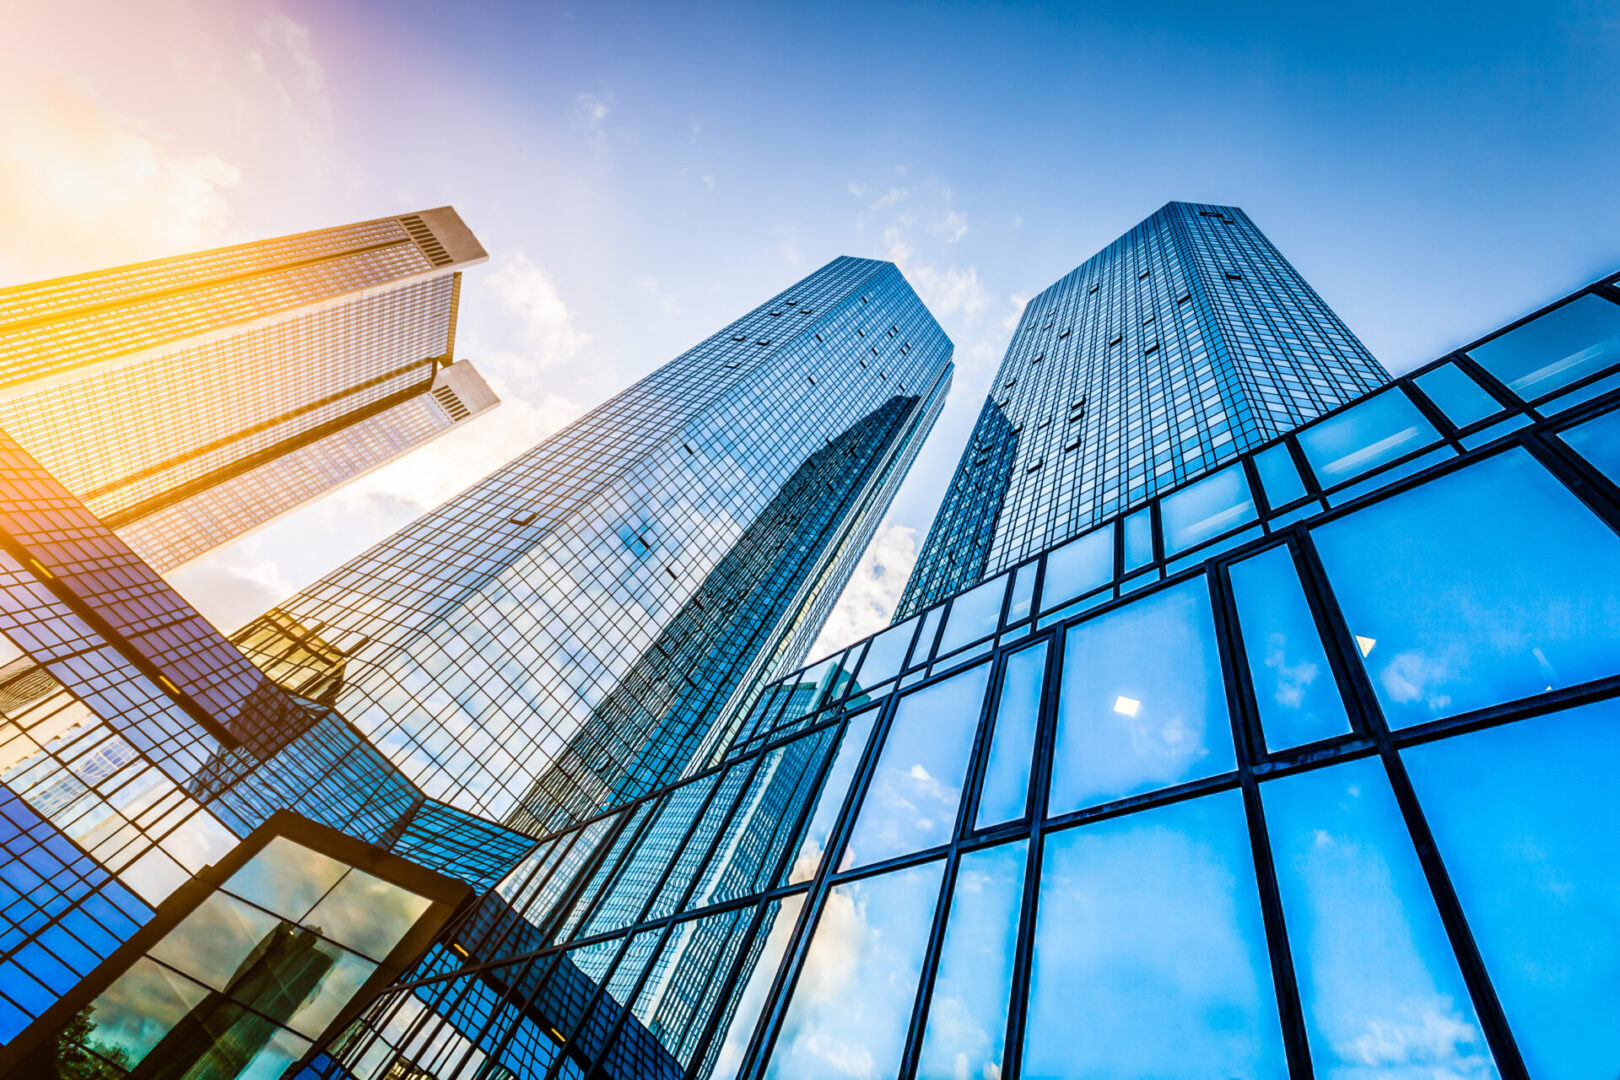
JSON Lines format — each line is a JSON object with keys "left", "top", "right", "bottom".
{"left": 4, "top": 0, "right": 1618, "bottom": 648}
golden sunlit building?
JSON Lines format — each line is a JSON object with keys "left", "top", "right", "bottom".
{"left": 0, "top": 207, "right": 497, "bottom": 570}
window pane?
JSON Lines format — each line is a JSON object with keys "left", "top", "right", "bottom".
{"left": 1263, "top": 758, "right": 1498, "bottom": 1079}
{"left": 148, "top": 891, "right": 281, "bottom": 991}
{"left": 72, "top": 956, "right": 210, "bottom": 1067}
{"left": 1296, "top": 388, "right": 1440, "bottom": 487}
{"left": 1049, "top": 578, "right": 1234, "bottom": 815}
{"left": 844, "top": 663, "right": 992, "bottom": 868}
{"left": 939, "top": 575, "right": 1008, "bottom": 654}
{"left": 224, "top": 836, "right": 347, "bottom": 922}
{"left": 1123, "top": 507, "right": 1154, "bottom": 571}
{"left": 787, "top": 706, "right": 880, "bottom": 884}
{"left": 1228, "top": 545, "right": 1351, "bottom": 751}
{"left": 856, "top": 617, "right": 917, "bottom": 688}
{"left": 1008, "top": 562, "right": 1037, "bottom": 623}
{"left": 1558, "top": 405, "right": 1620, "bottom": 486}
{"left": 1040, "top": 524, "right": 1113, "bottom": 611}
{"left": 1160, "top": 463, "right": 1258, "bottom": 554}
{"left": 1022, "top": 792, "right": 1286, "bottom": 1079}
{"left": 765, "top": 860, "right": 944, "bottom": 1080}
{"left": 304, "top": 869, "right": 432, "bottom": 961}
{"left": 1414, "top": 363, "right": 1504, "bottom": 428}
{"left": 1403, "top": 700, "right": 1620, "bottom": 1078}
{"left": 703, "top": 896, "right": 804, "bottom": 1080}
{"left": 1311, "top": 449, "right": 1620, "bottom": 728}
{"left": 1468, "top": 293, "right": 1620, "bottom": 399}
{"left": 916, "top": 841, "right": 1026, "bottom": 1080}
{"left": 1253, "top": 443, "right": 1307, "bottom": 507}
{"left": 975, "top": 643, "right": 1046, "bottom": 828}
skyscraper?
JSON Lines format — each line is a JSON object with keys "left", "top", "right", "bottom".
{"left": 0, "top": 207, "right": 497, "bottom": 572}
{"left": 320, "top": 263, "right": 1620, "bottom": 1080}
{"left": 234, "top": 256, "right": 953, "bottom": 828}
{"left": 899, "top": 201, "right": 1390, "bottom": 616}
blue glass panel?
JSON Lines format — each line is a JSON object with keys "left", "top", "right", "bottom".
{"left": 844, "top": 663, "right": 992, "bottom": 868}
{"left": 703, "top": 896, "right": 803, "bottom": 1080}
{"left": 1296, "top": 388, "right": 1440, "bottom": 487}
{"left": 1160, "top": 464, "right": 1258, "bottom": 554}
{"left": 1263, "top": 758, "right": 1498, "bottom": 1079}
{"left": 1403, "top": 701, "right": 1620, "bottom": 1079}
{"left": 1228, "top": 546, "right": 1351, "bottom": 750}
{"left": 1022, "top": 792, "right": 1286, "bottom": 1078}
{"left": 1008, "top": 562, "right": 1037, "bottom": 624}
{"left": 1558, "top": 405, "right": 1620, "bottom": 485}
{"left": 1049, "top": 577, "right": 1234, "bottom": 815}
{"left": 856, "top": 617, "right": 917, "bottom": 689}
{"left": 939, "top": 575, "right": 1008, "bottom": 654}
{"left": 1543, "top": 368, "right": 1620, "bottom": 413}
{"left": 1039, "top": 524, "right": 1113, "bottom": 612}
{"left": 975, "top": 642, "right": 1046, "bottom": 828}
{"left": 1323, "top": 445, "right": 1455, "bottom": 507}
{"left": 1414, "top": 363, "right": 1504, "bottom": 428}
{"left": 765, "top": 860, "right": 944, "bottom": 1080}
{"left": 1123, "top": 507, "right": 1154, "bottom": 571}
{"left": 1312, "top": 449, "right": 1620, "bottom": 728}
{"left": 786, "top": 706, "right": 880, "bottom": 885}
{"left": 1468, "top": 293, "right": 1620, "bottom": 399}
{"left": 912, "top": 606, "right": 944, "bottom": 667}
{"left": 1458, "top": 413, "right": 1530, "bottom": 451}
{"left": 916, "top": 841, "right": 1027, "bottom": 1080}
{"left": 1253, "top": 442, "right": 1307, "bottom": 508}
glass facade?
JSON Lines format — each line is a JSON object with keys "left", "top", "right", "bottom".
{"left": 0, "top": 208, "right": 497, "bottom": 571}
{"left": 234, "top": 256, "right": 954, "bottom": 829}
{"left": 293, "top": 271, "right": 1620, "bottom": 1080}
{"left": 899, "top": 200, "right": 1391, "bottom": 616}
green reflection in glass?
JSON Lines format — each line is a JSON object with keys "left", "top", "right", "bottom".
{"left": 223, "top": 836, "right": 347, "bottom": 922}
{"left": 148, "top": 892, "right": 282, "bottom": 993}
{"left": 916, "top": 841, "right": 1026, "bottom": 1080}
{"left": 72, "top": 956, "right": 209, "bottom": 1069}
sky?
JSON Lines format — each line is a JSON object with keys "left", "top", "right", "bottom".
{"left": 2, "top": 0, "right": 1618, "bottom": 656}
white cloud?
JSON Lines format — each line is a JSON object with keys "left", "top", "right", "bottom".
{"left": 166, "top": 547, "right": 294, "bottom": 633}
{"left": 0, "top": 76, "right": 241, "bottom": 280}
{"left": 883, "top": 227, "right": 990, "bottom": 319}
{"left": 702, "top": 173, "right": 715, "bottom": 190}
{"left": 940, "top": 207, "right": 968, "bottom": 243}
{"left": 1004, "top": 293, "right": 1030, "bottom": 330}
{"left": 574, "top": 91, "right": 612, "bottom": 137}
{"left": 808, "top": 523, "right": 918, "bottom": 660}
{"left": 484, "top": 252, "right": 592, "bottom": 369}
{"left": 870, "top": 186, "right": 911, "bottom": 211}
{"left": 846, "top": 180, "right": 867, "bottom": 198}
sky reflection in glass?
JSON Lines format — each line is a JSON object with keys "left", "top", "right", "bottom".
{"left": 1264, "top": 758, "right": 1498, "bottom": 1080}
{"left": 1403, "top": 700, "right": 1620, "bottom": 1079}
{"left": 916, "top": 840, "right": 1026, "bottom": 1080}
{"left": 843, "top": 663, "right": 991, "bottom": 868}
{"left": 1049, "top": 577, "right": 1233, "bottom": 815}
{"left": 1228, "top": 545, "right": 1351, "bottom": 750}
{"left": 1468, "top": 293, "right": 1620, "bottom": 399}
{"left": 856, "top": 617, "right": 917, "bottom": 689}
{"left": 1414, "top": 363, "right": 1503, "bottom": 428}
{"left": 703, "top": 896, "right": 803, "bottom": 1080}
{"left": 224, "top": 835, "right": 347, "bottom": 922}
{"left": 765, "top": 860, "right": 944, "bottom": 1080}
{"left": 1296, "top": 387, "right": 1439, "bottom": 486}
{"left": 975, "top": 643, "right": 1046, "bottom": 828}
{"left": 938, "top": 575, "right": 1007, "bottom": 654}
{"left": 1312, "top": 449, "right": 1620, "bottom": 728}
{"left": 786, "top": 706, "right": 879, "bottom": 884}
{"left": 1253, "top": 442, "right": 1307, "bottom": 508}
{"left": 1123, "top": 507, "right": 1153, "bottom": 571}
{"left": 1040, "top": 524, "right": 1113, "bottom": 611}
{"left": 1557, "top": 404, "right": 1620, "bottom": 486}
{"left": 1159, "top": 463, "right": 1257, "bottom": 554}
{"left": 1022, "top": 792, "right": 1285, "bottom": 1078}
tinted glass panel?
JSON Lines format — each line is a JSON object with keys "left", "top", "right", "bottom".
{"left": 1468, "top": 293, "right": 1620, "bottom": 399}
{"left": 916, "top": 841, "right": 1027, "bottom": 1080}
{"left": 703, "top": 896, "right": 804, "bottom": 1080}
{"left": 765, "top": 860, "right": 944, "bottom": 1080}
{"left": 1253, "top": 443, "right": 1307, "bottom": 507}
{"left": 1404, "top": 700, "right": 1620, "bottom": 1079}
{"left": 975, "top": 643, "right": 1046, "bottom": 828}
{"left": 844, "top": 663, "right": 992, "bottom": 868}
{"left": 939, "top": 575, "right": 1008, "bottom": 654}
{"left": 1123, "top": 507, "right": 1154, "bottom": 571}
{"left": 1160, "top": 463, "right": 1258, "bottom": 554}
{"left": 74, "top": 956, "right": 210, "bottom": 1066}
{"left": 1558, "top": 405, "right": 1620, "bottom": 486}
{"left": 1312, "top": 449, "right": 1620, "bottom": 728}
{"left": 148, "top": 891, "right": 280, "bottom": 991}
{"left": 1040, "top": 524, "right": 1113, "bottom": 610}
{"left": 857, "top": 617, "right": 917, "bottom": 688}
{"left": 1414, "top": 363, "right": 1504, "bottom": 428}
{"left": 1296, "top": 388, "right": 1440, "bottom": 486}
{"left": 786, "top": 706, "right": 880, "bottom": 884}
{"left": 1049, "top": 578, "right": 1234, "bottom": 815}
{"left": 1022, "top": 792, "right": 1286, "bottom": 1078}
{"left": 224, "top": 836, "right": 347, "bottom": 922}
{"left": 304, "top": 868, "right": 432, "bottom": 961}
{"left": 1007, "top": 562, "right": 1037, "bottom": 623}
{"left": 1264, "top": 758, "right": 1498, "bottom": 1079}
{"left": 1228, "top": 545, "right": 1351, "bottom": 750}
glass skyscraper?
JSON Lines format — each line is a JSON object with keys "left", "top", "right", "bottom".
{"left": 313, "top": 265, "right": 1620, "bottom": 1080}
{"left": 0, "top": 208, "right": 497, "bottom": 571}
{"left": 234, "top": 256, "right": 953, "bottom": 829}
{"left": 900, "top": 201, "right": 1390, "bottom": 616}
